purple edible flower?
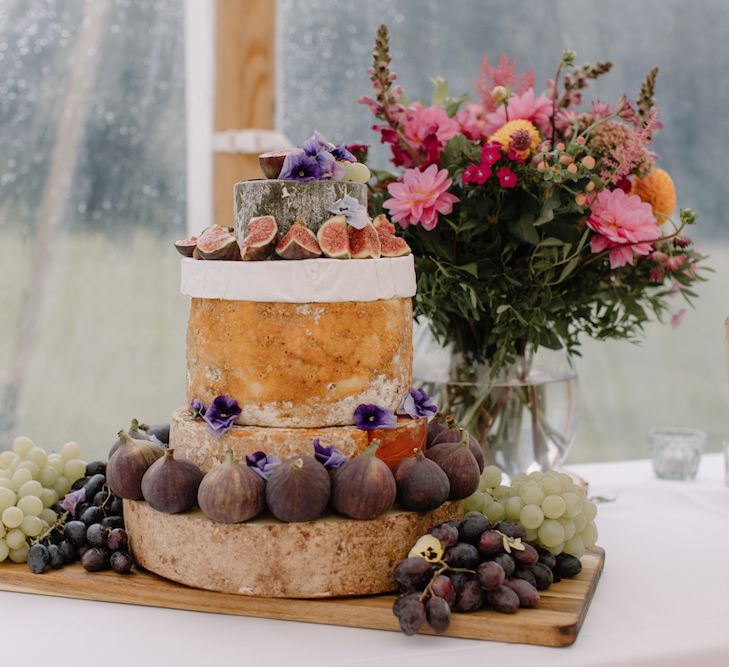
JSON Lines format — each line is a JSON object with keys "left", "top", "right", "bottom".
{"left": 59, "top": 488, "right": 86, "bottom": 517}
{"left": 315, "top": 149, "right": 344, "bottom": 180}
{"left": 397, "top": 387, "right": 438, "bottom": 419}
{"left": 245, "top": 451, "right": 281, "bottom": 480}
{"left": 301, "top": 130, "right": 335, "bottom": 156}
{"left": 203, "top": 395, "right": 241, "bottom": 438}
{"left": 190, "top": 398, "right": 206, "bottom": 420}
{"left": 327, "top": 195, "right": 369, "bottom": 230}
{"left": 331, "top": 144, "right": 356, "bottom": 162}
{"left": 278, "top": 150, "right": 324, "bottom": 181}
{"left": 313, "top": 438, "right": 347, "bottom": 470}
{"left": 353, "top": 404, "right": 397, "bottom": 431}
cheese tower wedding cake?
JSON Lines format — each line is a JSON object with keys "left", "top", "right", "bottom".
{"left": 124, "top": 137, "right": 464, "bottom": 598}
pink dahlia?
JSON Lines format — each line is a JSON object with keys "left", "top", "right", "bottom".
{"left": 484, "top": 88, "right": 553, "bottom": 136}
{"left": 586, "top": 189, "right": 661, "bottom": 269}
{"left": 401, "top": 102, "right": 460, "bottom": 152}
{"left": 455, "top": 103, "right": 488, "bottom": 141}
{"left": 384, "top": 164, "right": 460, "bottom": 231}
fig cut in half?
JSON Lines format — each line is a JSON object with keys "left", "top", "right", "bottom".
{"left": 240, "top": 215, "right": 279, "bottom": 261}
{"left": 317, "top": 215, "right": 350, "bottom": 259}
{"left": 196, "top": 225, "right": 241, "bottom": 261}
{"left": 275, "top": 218, "right": 322, "bottom": 260}
{"left": 174, "top": 237, "right": 197, "bottom": 257}
{"left": 348, "top": 220, "right": 381, "bottom": 259}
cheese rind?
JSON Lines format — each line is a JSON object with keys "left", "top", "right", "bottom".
{"left": 186, "top": 297, "right": 413, "bottom": 427}
{"left": 180, "top": 256, "right": 416, "bottom": 303}
{"left": 125, "top": 500, "right": 464, "bottom": 597}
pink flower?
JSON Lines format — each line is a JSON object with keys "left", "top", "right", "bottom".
{"left": 463, "top": 163, "right": 492, "bottom": 185}
{"left": 496, "top": 167, "right": 517, "bottom": 188}
{"left": 477, "top": 54, "right": 535, "bottom": 112}
{"left": 649, "top": 267, "right": 663, "bottom": 282}
{"left": 401, "top": 103, "right": 460, "bottom": 152}
{"left": 671, "top": 308, "right": 687, "bottom": 329}
{"left": 586, "top": 189, "right": 662, "bottom": 269}
{"left": 455, "top": 103, "right": 488, "bottom": 141}
{"left": 384, "top": 164, "right": 460, "bottom": 231}
{"left": 481, "top": 143, "right": 502, "bottom": 165}
{"left": 484, "top": 89, "right": 553, "bottom": 135}
{"left": 591, "top": 100, "right": 614, "bottom": 120}
{"left": 664, "top": 255, "right": 687, "bottom": 272}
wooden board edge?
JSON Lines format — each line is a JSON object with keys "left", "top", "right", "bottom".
{"left": 0, "top": 547, "right": 605, "bottom": 647}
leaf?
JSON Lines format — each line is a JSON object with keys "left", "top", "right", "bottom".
{"left": 539, "top": 237, "right": 564, "bottom": 248}
{"left": 535, "top": 192, "right": 561, "bottom": 226}
{"left": 459, "top": 262, "right": 479, "bottom": 278}
{"left": 556, "top": 256, "right": 580, "bottom": 284}
{"left": 510, "top": 212, "right": 540, "bottom": 245}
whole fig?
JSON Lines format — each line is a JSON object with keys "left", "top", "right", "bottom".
{"left": 141, "top": 449, "right": 203, "bottom": 514}
{"left": 426, "top": 414, "right": 452, "bottom": 448}
{"left": 332, "top": 441, "right": 396, "bottom": 520}
{"left": 430, "top": 421, "right": 484, "bottom": 472}
{"left": 106, "top": 430, "right": 164, "bottom": 500}
{"left": 265, "top": 456, "right": 330, "bottom": 522}
{"left": 198, "top": 449, "right": 265, "bottom": 523}
{"left": 109, "top": 419, "right": 155, "bottom": 458}
{"left": 425, "top": 429, "right": 481, "bottom": 500}
{"left": 393, "top": 449, "right": 450, "bottom": 512}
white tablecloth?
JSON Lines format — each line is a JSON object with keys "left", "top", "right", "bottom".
{"left": 2, "top": 454, "right": 728, "bottom": 667}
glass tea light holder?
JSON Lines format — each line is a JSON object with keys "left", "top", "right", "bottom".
{"left": 648, "top": 427, "right": 706, "bottom": 480}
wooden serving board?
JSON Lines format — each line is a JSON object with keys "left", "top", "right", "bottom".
{"left": 0, "top": 547, "right": 604, "bottom": 647}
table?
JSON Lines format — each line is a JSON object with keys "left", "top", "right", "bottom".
{"left": 2, "top": 454, "right": 728, "bottom": 667}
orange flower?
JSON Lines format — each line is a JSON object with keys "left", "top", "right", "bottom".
{"left": 631, "top": 168, "right": 676, "bottom": 223}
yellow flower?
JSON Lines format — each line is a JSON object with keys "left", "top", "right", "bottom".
{"left": 489, "top": 119, "right": 541, "bottom": 158}
{"left": 631, "top": 167, "right": 676, "bottom": 223}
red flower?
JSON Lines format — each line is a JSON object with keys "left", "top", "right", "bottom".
{"left": 481, "top": 143, "right": 502, "bottom": 165}
{"left": 463, "top": 163, "right": 492, "bottom": 185}
{"left": 496, "top": 167, "right": 517, "bottom": 188}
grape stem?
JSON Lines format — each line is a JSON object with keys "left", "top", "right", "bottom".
{"left": 418, "top": 562, "right": 476, "bottom": 602}
{"left": 32, "top": 510, "right": 69, "bottom": 546}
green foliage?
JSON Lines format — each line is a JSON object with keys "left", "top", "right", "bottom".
{"left": 396, "top": 136, "right": 706, "bottom": 373}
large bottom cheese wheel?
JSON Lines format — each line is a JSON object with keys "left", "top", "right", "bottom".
{"left": 125, "top": 500, "right": 464, "bottom": 598}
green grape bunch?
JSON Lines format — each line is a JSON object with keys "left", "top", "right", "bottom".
{"left": 464, "top": 466, "right": 598, "bottom": 558}
{"left": 0, "top": 437, "right": 87, "bottom": 564}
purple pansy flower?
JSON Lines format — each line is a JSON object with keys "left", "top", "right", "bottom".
{"left": 190, "top": 397, "right": 206, "bottom": 420}
{"left": 331, "top": 144, "right": 356, "bottom": 162}
{"left": 203, "top": 395, "right": 241, "bottom": 438}
{"left": 245, "top": 451, "right": 281, "bottom": 480}
{"left": 301, "top": 130, "right": 335, "bottom": 156}
{"left": 315, "top": 149, "right": 345, "bottom": 181}
{"left": 59, "top": 488, "right": 86, "bottom": 516}
{"left": 327, "top": 195, "right": 369, "bottom": 229}
{"left": 313, "top": 438, "right": 347, "bottom": 470}
{"left": 397, "top": 387, "right": 438, "bottom": 419}
{"left": 353, "top": 403, "right": 397, "bottom": 431}
{"left": 278, "top": 150, "right": 324, "bottom": 181}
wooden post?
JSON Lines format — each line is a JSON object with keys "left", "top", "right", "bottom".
{"left": 213, "top": 0, "right": 276, "bottom": 228}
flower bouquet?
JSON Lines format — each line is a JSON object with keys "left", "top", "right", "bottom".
{"left": 359, "top": 25, "right": 706, "bottom": 473}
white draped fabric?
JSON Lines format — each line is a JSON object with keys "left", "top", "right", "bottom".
{"left": 2, "top": 454, "right": 728, "bottom": 666}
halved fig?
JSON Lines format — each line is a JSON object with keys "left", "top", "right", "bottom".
{"left": 196, "top": 225, "right": 241, "bottom": 261}
{"left": 259, "top": 149, "right": 297, "bottom": 179}
{"left": 348, "top": 221, "right": 381, "bottom": 259}
{"left": 240, "top": 215, "right": 279, "bottom": 261}
{"left": 317, "top": 215, "right": 350, "bottom": 259}
{"left": 174, "top": 237, "right": 197, "bottom": 258}
{"left": 275, "top": 219, "right": 322, "bottom": 260}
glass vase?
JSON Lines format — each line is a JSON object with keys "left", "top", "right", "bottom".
{"left": 414, "top": 327, "right": 578, "bottom": 477}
